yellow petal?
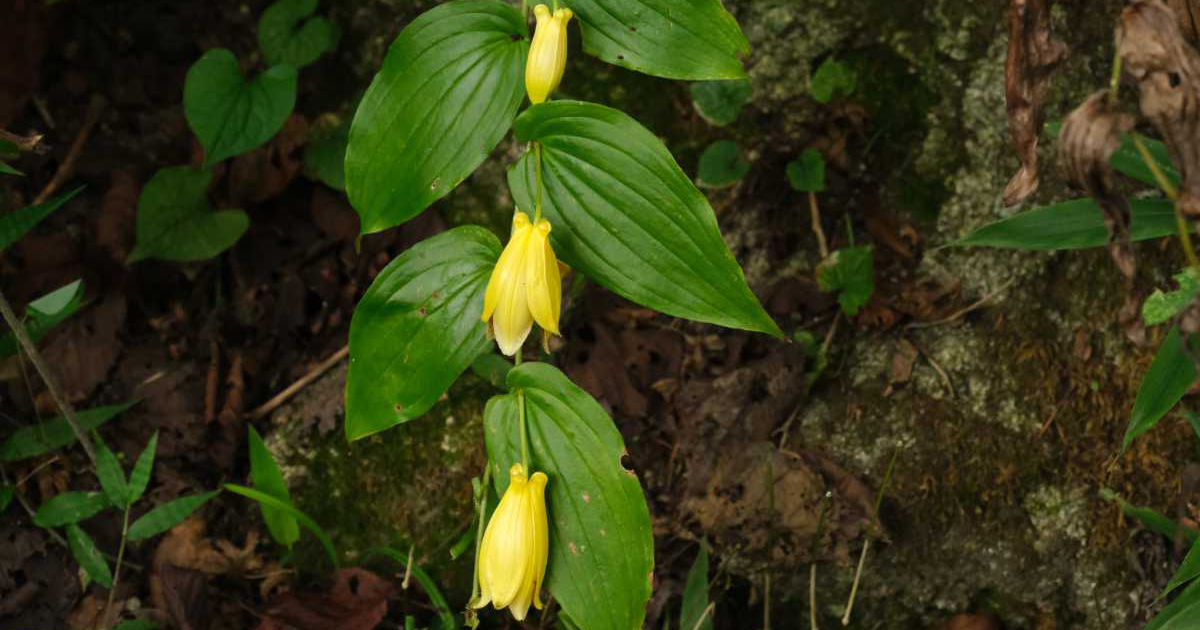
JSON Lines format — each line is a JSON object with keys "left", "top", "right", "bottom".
{"left": 525, "top": 5, "right": 573, "bottom": 104}
{"left": 488, "top": 214, "right": 536, "bottom": 355}
{"left": 482, "top": 212, "right": 532, "bottom": 322}
{"left": 529, "top": 471, "right": 549, "bottom": 610}
{"left": 525, "top": 219, "right": 561, "bottom": 335}
{"left": 478, "top": 465, "right": 532, "bottom": 609}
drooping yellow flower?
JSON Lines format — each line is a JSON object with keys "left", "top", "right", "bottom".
{"left": 473, "top": 463, "right": 550, "bottom": 620}
{"left": 525, "top": 4, "right": 573, "bottom": 104}
{"left": 481, "top": 211, "right": 561, "bottom": 356}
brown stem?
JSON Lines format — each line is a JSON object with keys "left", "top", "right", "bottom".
{"left": 34, "top": 96, "right": 104, "bottom": 205}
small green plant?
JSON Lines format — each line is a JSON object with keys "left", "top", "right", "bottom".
{"left": 696, "top": 140, "right": 750, "bottom": 189}
{"left": 690, "top": 79, "right": 752, "bottom": 126}
{"left": 810, "top": 57, "right": 857, "bottom": 104}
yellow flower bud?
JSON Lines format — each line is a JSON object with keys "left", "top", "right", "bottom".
{"left": 525, "top": 4, "right": 573, "bottom": 104}
{"left": 473, "top": 463, "right": 550, "bottom": 620}
{"left": 481, "top": 211, "right": 562, "bottom": 356}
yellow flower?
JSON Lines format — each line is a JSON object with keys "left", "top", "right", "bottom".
{"left": 525, "top": 4, "right": 573, "bottom": 104}
{"left": 481, "top": 211, "right": 561, "bottom": 356}
{"left": 473, "top": 463, "right": 550, "bottom": 620}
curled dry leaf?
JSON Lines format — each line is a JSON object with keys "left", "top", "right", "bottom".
{"left": 1169, "top": 0, "right": 1200, "bottom": 42}
{"left": 255, "top": 568, "right": 394, "bottom": 630}
{"left": 1003, "top": 0, "right": 1067, "bottom": 205}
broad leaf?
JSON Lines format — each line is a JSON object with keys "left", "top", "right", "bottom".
{"left": 258, "top": 0, "right": 339, "bottom": 68}
{"left": 128, "top": 166, "right": 249, "bottom": 263}
{"left": 509, "top": 101, "right": 780, "bottom": 336}
{"left": 811, "top": 57, "right": 857, "bottom": 104}
{"left": 0, "top": 186, "right": 82, "bottom": 252}
{"left": 34, "top": 491, "right": 110, "bottom": 527}
{"left": 127, "top": 432, "right": 158, "bottom": 506}
{"left": 1124, "top": 327, "right": 1196, "bottom": 453}
{"left": 248, "top": 426, "right": 300, "bottom": 547}
{"left": 0, "top": 279, "right": 86, "bottom": 359}
{"left": 95, "top": 439, "right": 129, "bottom": 509}
{"left": 951, "top": 198, "right": 1177, "bottom": 251}
{"left": 484, "top": 362, "right": 653, "bottom": 630}
{"left": 345, "top": 0, "right": 528, "bottom": 234}
{"left": 0, "top": 401, "right": 136, "bottom": 462}
{"left": 787, "top": 149, "right": 826, "bottom": 193}
{"left": 1145, "top": 268, "right": 1200, "bottom": 326}
{"left": 128, "top": 490, "right": 220, "bottom": 540}
{"left": 570, "top": 0, "right": 748, "bottom": 80}
{"left": 696, "top": 140, "right": 749, "bottom": 189}
{"left": 304, "top": 115, "right": 349, "bottom": 190}
{"left": 1144, "top": 579, "right": 1200, "bottom": 630}
{"left": 224, "top": 483, "right": 339, "bottom": 567}
{"left": 690, "top": 79, "right": 752, "bottom": 126}
{"left": 66, "top": 524, "right": 113, "bottom": 588}
{"left": 818, "top": 246, "right": 874, "bottom": 317}
{"left": 681, "top": 544, "right": 713, "bottom": 630}
{"left": 345, "top": 226, "right": 499, "bottom": 439}
{"left": 1163, "top": 537, "right": 1200, "bottom": 599}
{"left": 184, "top": 48, "right": 297, "bottom": 166}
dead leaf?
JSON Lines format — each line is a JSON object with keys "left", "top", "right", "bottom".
{"left": 66, "top": 594, "right": 122, "bottom": 630}
{"left": 1003, "top": 0, "right": 1068, "bottom": 205}
{"left": 889, "top": 339, "right": 920, "bottom": 386}
{"left": 255, "top": 568, "right": 394, "bottom": 630}
{"left": 229, "top": 114, "right": 309, "bottom": 203}
{"left": 932, "top": 614, "right": 1002, "bottom": 630}
{"left": 95, "top": 170, "right": 139, "bottom": 263}
{"left": 310, "top": 187, "right": 359, "bottom": 242}
{"left": 1170, "top": 0, "right": 1200, "bottom": 41}
{"left": 40, "top": 292, "right": 127, "bottom": 403}
{"left": 158, "top": 564, "right": 210, "bottom": 630}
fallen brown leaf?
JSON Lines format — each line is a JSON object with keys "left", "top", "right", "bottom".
{"left": 1003, "top": 0, "right": 1067, "bottom": 205}
{"left": 255, "top": 568, "right": 394, "bottom": 630}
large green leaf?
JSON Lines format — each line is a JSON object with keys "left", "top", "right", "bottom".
{"left": 0, "top": 279, "right": 86, "bottom": 359}
{"left": 1144, "top": 579, "right": 1200, "bottom": 630}
{"left": 1125, "top": 327, "right": 1197, "bottom": 453}
{"left": 34, "top": 491, "right": 110, "bottom": 527}
{"left": 509, "top": 101, "right": 780, "bottom": 336}
{"left": 951, "top": 198, "right": 1177, "bottom": 251}
{"left": 184, "top": 48, "right": 298, "bottom": 167}
{"left": 248, "top": 426, "right": 300, "bottom": 547}
{"left": 66, "top": 524, "right": 113, "bottom": 588}
{"left": 0, "top": 187, "right": 83, "bottom": 252}
{"left": 0, "top": 401, "right": 136, "bottom": 462}
{"left": 128, "top": 166, "right": 249, "bottom": 263}
{"left": 484, "top": 362, "right": 653, "bottom": 630}
{"left": 258, "top": 0, "right": 340, "bottom": 68}
{"left": 128, "top": 490, "right": 220, "bottom": 540}
{"left": 570, "top": 0, "right": 748, "bottom": 80}
{"left": 345, "top": 226, "right": 499, "bottom": 439}
{"left": 344, "top": 0, "right": 528, "bottom": 234}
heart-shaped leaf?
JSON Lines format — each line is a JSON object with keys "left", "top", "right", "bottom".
{"left": 690, "top": 79, "right": 752, "bottom": 126}
{"left": 258, "top": 0, "right": 340, "bottom": 68}
{"left": 571, "top": 0, "right": 748, "bottom": 80}
{"left": 484, "top": 362, "right": 653, "bottom": 630}
{"left": 345, "top": 0, "right": 528, "bottom": 234}
{"left": 184, "top": 48, "right": 297, "bottom": 166}
{"left": 696, "top": 140, "right": 749, "bottom": 189}
{"left": 128, "top": 166, "right": 249, "bottom": 263}
{"left": 345, "top": 226, "right": 500, "bottom": 439}
{"left": 508, "top": 100, "right": 780, "bottom": 337}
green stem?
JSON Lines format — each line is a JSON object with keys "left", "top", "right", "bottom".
{"left": 518, "top": 389, "right": 531, "bottom": 472}
{"left": 533, "top": 142, "right": 545, "bottom": 224}
{"left": 1131, "top": 132, "right": 1199, "bottom": 271}
{"left": 468, "top": 462, "right": 492, "bottom": 609}
{"left": 104, "top": 505, "right": 131, "bottom": 627}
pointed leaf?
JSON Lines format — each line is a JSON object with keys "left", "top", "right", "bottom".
{"left": 0, "top": 485, "right": 13, "bottom": 511}
{"left": 184, "top": 48, "right": 297, "bottom": 166}
{"left": 66, "top": 524, "right": 112, "bottom": 587}
{"left": 127, "top": 490, "right": 220, "bottom": 540}
{"left": 509, "top": 101, "right": 780, "bottom": 336}
{"left": 1163, "top": 537, "right": 1200, "bottom": 599}
{"left": 34, "top": 491, "right": 110, "bottom": 527}
{"left": 345, "top": 0, "right": 528, "bottom": 234}
{"left": 484, "top": 362, "right": 653, "bottom": 630}
{"left": 346, "top": 226, "right": 500, "bottom": 439}
{"left": 1125, "top": 327, "right": 1197, "bottom": 452}
{"left": 571, "top": 0, "right": 748, "bottom": 80}
{"left": 1144, "top": 579, "right": 1200, "bottom": 630}
{"left": 951, "top": 198, "right": 1177, "bottom": 251}
{"left": 126, "top": 432, "right": 158, "bottom": 505}
{"left": 128, "top": 166, "right": 249, "bottom": 263}
{"left": 0, "top": 401, "right": 136, "bottom": 462}
{"left": 248, "top": 426, "right": 300, "bottom": 547}
{"left": 0, "top": 279, "right": 86, "bottom": 359}
{"left": 224, "top": 483, "right": 339, "bottom": 567}
{"left": 95, "top": 439, "right": 129, "bottom": 509}
{"left": 0, "top": 186, "right": 82, "bottom": 252}
{"left": 258, "top": 0, "right": 340, "bottom": 68}
{"left": 0, "top": 161, "right": 23, "bottom": 177}
{"left": 681, "top": 544, "right": 713, "bottom": 630}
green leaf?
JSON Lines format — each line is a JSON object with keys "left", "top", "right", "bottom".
{"left": 95, "top": 439, "right": 129, "bottom": 509}
{"left": 128, "top": 166, "right": 249, "bottom": 263}
{"left": 127, "top": 490, "right": 220, "bottom": 540}
{"left": 0, "top": 401, "right": 136, "bottom": 462}
{"left": 126, "top": 432, "right": 158, "bottom": 506}
{"left": 570, "top": 0, "right": 748, "bottom": 80}
{"left": 367, "top": 547, "right": 458, "bottom": 630}
{"left": 66, "top": 524, "right": 112, "bottom": 588}
{"left": 0, "top": 485, "right": 13, "bottom": 511}
{"left": 1099, "top": 489, "right": 1198, "bottom": 542}
{"left": 34, "top": 491, "right": 110, "bottom": 527}
{"left": 184, "top": 48, "right": 298, "bottom": 167}
{"left": 1047, "top": 123, "right": 1179, "bottom": 188}
{"left": 0, "top": 186, "right": 82, "bottom": 252}
{"left": 509, "top": 100, "right": 781, "bottom": 337}
{"left": 680, "top": 543, "right": 713, "bottom": 630}
{"left": 1143, "top": 578, "right": 1200, "bottom": 630}
{"left": 811, "top": 57, "right": 857, "bottom": 104}
{"left": 304, "top": 116, "right": 349, "bottom": 190}
{"left": 470, "top": 351, "right": 513, "bottom": 391}
{"left": 484, "top": 362, "right": 653, "bottom": 630}
{"left": 1145, "top": 268, "right": 1200, "bottom": 326}
{"left": 1163, "top": 537, "right": 1200, "bottom": 599}
{"left": 0, "top": 161, "right": 23, "bottom": 177}
{"left": 0, "top": 279, "right": 87, "bottom": 359}
{"left": 258, "top": 0, "right": 340, "bottom": 68}
{"left": 786, "top": 149, "right": 825, "bottom": 193}
{"left": 818, "top": 245, "right": 874, "bottom": 316}
{"left": 696, "top": 140, "right": 749, "bottom": 189}
{"left": 345, "top": 226, "right": 500, "bottom": 440}
{"left": 689, "top": 79, "right": 752, "bottom": 126}
{"left": 248, "top": 426, "right": 300, "bottom": 547}
{"left": 1125, "top": 327, "right": 1197, "bottom": 453}
{"left": 951, "top": 198, "right": 1178, "bottom": 250}
{"left": 344, "top": 0, "right": 528, "bottom": 234}
{"left": 223, "top": 483, "right": 339, "bottom": 567}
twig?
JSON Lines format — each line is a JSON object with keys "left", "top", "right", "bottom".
{"left": 809, "top": 192, "right": 830, "bottom": 260}
{"left": 0, "top": 287, "right": 97, "bottom": 465}
{"left": 34, "top": 95, "right": 104, "bottom": 205}
{"left": 905, "top": 278, "right": 1016, "bottom": 330}
{"left": 402, "top": 543, "right": 415, "bottom": 590}
{"left": 809, "top": 564, "right": 819, "bottom": 630}
{"left": 690, "top": 603, "right": 715, "bottom": 630}
{"left": 0, "top": 129, "right": 46, "bottom": 154}
{"left": 248, "top": 345, "right": 349, "bottom": 420}
{"left": 840, "top": 540, "right": 869, "bottom": 626}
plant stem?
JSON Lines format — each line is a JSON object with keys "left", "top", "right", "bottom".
{"left": 808, "top": 192, "right": 829, "bottom": 260}
{"left": 808, "top": 564, "right": 818, "bottom": 630}
{"left": 534, "top": 142, "right": 545, "bottom": 224}
{"left": 1108, "top": 44, "right": 1122, "bottom": 107}
{"left": 1131, "top": 133, "right": 1199, "bottom": 271}
{"left": 104, "top": 505, "right": 131, "bottom": 627}
{"left": 0, "top": 287, "right": 97, "bottom": 466}
{"left": 467, "top": 462, "right": 492, "bottom": 609}
{"left": 518, "top": 389, "right": 531, "bottom": 472}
